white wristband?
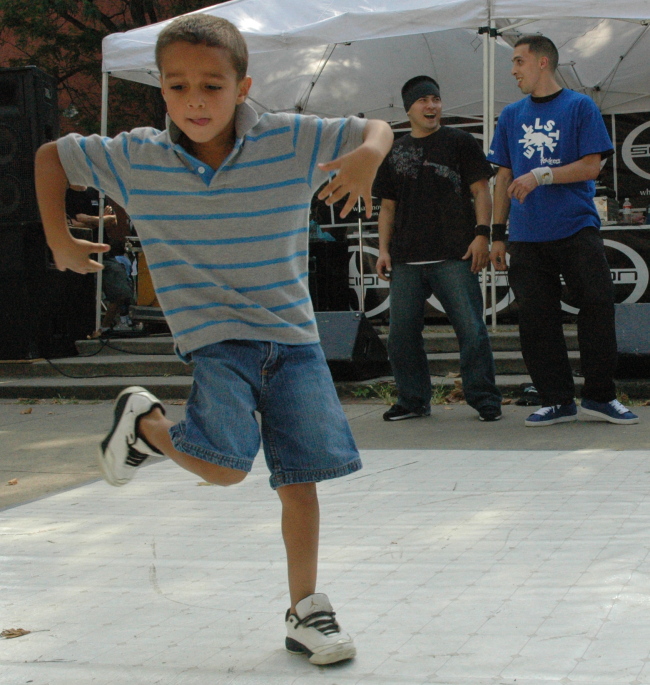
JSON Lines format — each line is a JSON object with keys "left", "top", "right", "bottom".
{"left": 531, "top": 166, "right": 554, "bottom": 185}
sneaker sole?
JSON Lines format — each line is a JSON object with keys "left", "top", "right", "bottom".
{"left": 580, "top": 408, "right": 640, "bottom": 425}
{"left": 479, "top": 414, "right": 502, "bottom": 422}
{"left": 384, "top": 412, "right": 430, "bottom": 421}
{"left": 98, "top": 386, "right": 150, "bottom": 487}
{"left": 524, "top": 415, "right": 577, "bottom": 427}
{"left": 286, "top": 636, "right": 357, "bottom": 665}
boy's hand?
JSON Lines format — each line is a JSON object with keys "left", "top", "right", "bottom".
{"left": 317, "top": 144, "right": 385, "bottom": 219}
{"left": 51, "top": 237, "right": 110, "bottom": 274}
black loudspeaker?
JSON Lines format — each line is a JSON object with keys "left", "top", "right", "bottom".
{"left": 0, "top": 223, "right": 46, "bottom": 359}
{"left": 37, "top": 270, "right": 95, "bottom": 358}
{"left": 308, "top": 241, "right": 350, "bottom": 311}
{"left": 615, "top": 303, "right": 650, "bottom": 378}
{"left": 0, "top": 66, "right": 59, "bottom": 225}
{"left": 0, "top": 224, "right": 95, "bottom": 360}
{"left": 315, "top": 311, "right": 389, "bottom": 381}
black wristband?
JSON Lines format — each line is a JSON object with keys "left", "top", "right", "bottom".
{"left": 475, "top": 224, "right": 490, "bottom": 238}
{"left": 492, "top": 223, "right": 507, "bottom": 242}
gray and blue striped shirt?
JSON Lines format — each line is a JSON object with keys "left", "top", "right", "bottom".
{"left": 57, "top": 102, "right": 365, "bottom": 357}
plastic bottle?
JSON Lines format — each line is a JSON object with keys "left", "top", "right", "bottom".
{"left": 622, "top": 198, "right": 632, "bottom": 224}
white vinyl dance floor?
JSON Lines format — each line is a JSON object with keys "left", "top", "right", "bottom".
{"left": 3, "top": 448, "right": 650, "bottom": 685}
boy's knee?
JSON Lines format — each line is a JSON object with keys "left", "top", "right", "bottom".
{"left": 202, "top": 465, "right": 247, "bottom": 486}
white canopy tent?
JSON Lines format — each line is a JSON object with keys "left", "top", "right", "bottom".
{"left": 102, "top": 0, "right": 650, "bottom": 117}
{"left": 96, "top": 0, "right": 650, "bottom": 327}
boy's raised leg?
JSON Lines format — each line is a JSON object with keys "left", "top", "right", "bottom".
{"left": 279, "top": 482, "right": 356, "bottom": 665}
{"left": 138, "top": 408, "right": 246, "bottom": 485}
{"left": 99, "top": 385, "right": 246, "bottom": 487}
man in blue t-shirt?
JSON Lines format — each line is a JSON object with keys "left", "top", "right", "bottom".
{"left": 488, "top": 34, "right": 638, "bottom": 426}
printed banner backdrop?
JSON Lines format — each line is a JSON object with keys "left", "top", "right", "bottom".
{"left": 602, "top": 113, "right": 650, "bottom": 213}
{"left": 311, "top": 114, "right": 650, "bottom": 323}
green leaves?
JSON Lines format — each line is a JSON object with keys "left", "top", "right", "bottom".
{"left": 0, "top": 1, "right": 225, "bottom": 134}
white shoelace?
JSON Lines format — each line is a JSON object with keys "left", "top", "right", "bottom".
{"left": 533, "top": 405, "right": 562, "bottom": 416}
{"left": 609, "top": 399, "right": 630, "bottom": 415}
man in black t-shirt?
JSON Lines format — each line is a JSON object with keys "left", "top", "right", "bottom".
{"left": 374, "top": 75, "right": 502, "bottom": 422}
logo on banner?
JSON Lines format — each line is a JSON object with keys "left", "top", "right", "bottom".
{"left": 561, "top": 239, "right": 649, "bottom": 314}
{"left": 348, "top": 245, "right": 390, "bottom": 318}
{"left": 347, "top": 241, "right": 648, "bottom": 318}
{"left": 622, "top": 120, "right": 650, "bottom": 181}
{"left": 347, "top": 245, "right": 516, "bottom": 317}
{"left": 519, "top": 119, "right": 561, "bottom": 163}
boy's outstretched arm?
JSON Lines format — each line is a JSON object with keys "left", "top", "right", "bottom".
{"left": 35, "top": 142, "right": 109, "bottom": 273}
{"left": 317, "top": 119, "right": 393, "bottom": 219}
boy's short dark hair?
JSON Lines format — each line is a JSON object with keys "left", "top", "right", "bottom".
{"left": 514, "top": 34, "right": 559, "bottom": 72}
{"left": 155, "top": 14, "right": 249, "bottom": 81}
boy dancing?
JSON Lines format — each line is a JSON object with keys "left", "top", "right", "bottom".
{"left": 35, "top": 14, "right": 392, "bottom": 665}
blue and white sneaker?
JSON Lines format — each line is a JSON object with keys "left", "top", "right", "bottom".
{"left": 580, "top": 398, "right": 639, "bottom": 425}
{"left": 525, "top": 402, "right": 577, "bottom": 427}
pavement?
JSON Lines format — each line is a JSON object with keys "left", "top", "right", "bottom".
{"left": 1, "top": 398, "right": 650, "bottom": 684}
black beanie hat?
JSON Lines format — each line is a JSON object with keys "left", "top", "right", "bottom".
{"left": 401, "top": 75, "right": 441, "bottom": 114}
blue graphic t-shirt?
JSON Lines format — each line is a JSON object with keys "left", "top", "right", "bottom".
{"left": 488, "top": 89, "right": 613, "bottom": 242}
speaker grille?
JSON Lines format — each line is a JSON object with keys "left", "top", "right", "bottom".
{"left": 0, "top": 67, "right": 59, "bottom": 224}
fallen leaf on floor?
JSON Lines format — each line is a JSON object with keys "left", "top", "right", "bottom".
{"left": 20, "top": 408, "right": 32, "bottom": 415}
{"left": 169, "top": 400, "right": 186, "bottom": 405}
{"left": 502, "top": 398, "right": 513, "bottom": 405}
{"left": 643, "top": 400, "right": 650, "bottom": 406}
{"left": 7, "top": 479, "right": 18, "bottom": 486}
{"left": 445, "top": 372, "right": 461, "bottom": 378}
{"left": 1, "top": 628, "right": 30, "bottom": 639}
{"left": 445, "top": 386, "right": 465, "bottom": 404}
{"left": 197, "top": 481, "right": 214, "bottom": 486}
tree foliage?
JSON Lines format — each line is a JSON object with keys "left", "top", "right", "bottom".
{"left": 0, "top": 1, "right": 225, "bottom": 135}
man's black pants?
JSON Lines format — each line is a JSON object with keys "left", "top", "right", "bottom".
{"left": 508, "top": 227, "right": 617, "bottom": 406}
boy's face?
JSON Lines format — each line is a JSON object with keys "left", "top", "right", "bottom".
{"left": 159, "top": 41, "right": 251, "bottom": 150}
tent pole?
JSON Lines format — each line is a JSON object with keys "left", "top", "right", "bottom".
{"left": 482, "top": 29, "right": 490, "bottom": 157}
{"left": 95, "top": 71, "right": 109, "bottom": 332}
{"left": 481, "top": 27, "right": 489, "bottom": 323}
{"left": 612, "top": 114, "right": 618, "bottom": 198}
{"left": 357, "top": 198, "right": 365, "bottom": 313}
{"left": 489, "top": 22, "right": 497, "bottom": 332}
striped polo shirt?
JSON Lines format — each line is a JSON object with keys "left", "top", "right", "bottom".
{"left": 57, "top": 103, "right": 366, "bottom": 358}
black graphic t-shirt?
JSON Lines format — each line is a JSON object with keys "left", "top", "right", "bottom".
{"left": 373, "top": 126, "right": 494, "bottom": 262}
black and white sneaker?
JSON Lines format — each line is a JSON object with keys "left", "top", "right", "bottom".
{"left": 479, "top": 407, "right": 503, "bottom": 422}
{"left": 99, "top": 386, "right": 165, "bottom": 487}
{"left": 285, "top": 593, "right": 356, "bottom": 665}
{"left": 383, "top": 404, "right": 431, "bottom": 421}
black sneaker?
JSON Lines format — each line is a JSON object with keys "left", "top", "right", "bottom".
{"left": 383, "top": 404, "right": 430, "bottom": 421}
{"left": 479, "top": 407, "right": 503, "bottom": 422}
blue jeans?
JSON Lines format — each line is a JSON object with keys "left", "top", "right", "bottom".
{"left": 388, "top": 260, "right": 501, "bottom": 412}
{"left": 169, "top": 340, "right": 362, "bottom": 489}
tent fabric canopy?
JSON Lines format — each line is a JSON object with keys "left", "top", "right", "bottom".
{"left": 102, "top": 0, "right": 650, "bottom": 117}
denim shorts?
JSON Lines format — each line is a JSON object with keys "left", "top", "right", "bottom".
{"left": 169, "top": 340, "right": 362, "bottom": 489}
